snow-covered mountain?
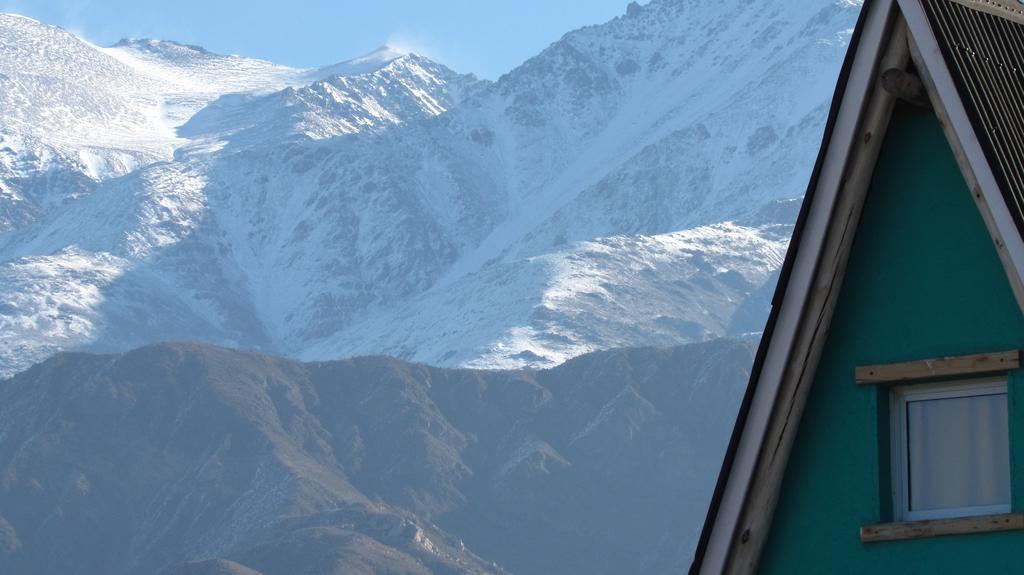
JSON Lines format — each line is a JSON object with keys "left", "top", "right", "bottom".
{"left": 0, "top": 1, "right": 861, "bottom": 376}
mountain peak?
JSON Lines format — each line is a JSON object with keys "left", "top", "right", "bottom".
{"left": 111, "top": 37, "right": 212, "bottom": 56}
{"left": 353, "top": 44, "right": 411, "bottom": 64}
{"left": 0, "top": 12, "right": 48, "bottom": 29}
{"left": 0, "top": 12, "right": 41, "bottom": 24}
{"left": 0, "top": 12, "right": 78, "bottom": 40}
{"left": 313, "top": 44, "right": 413, "bottom": 79}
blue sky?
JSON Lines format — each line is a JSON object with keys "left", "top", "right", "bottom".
{"left": 0, "top": 0, "right": 640, "bottom": 79}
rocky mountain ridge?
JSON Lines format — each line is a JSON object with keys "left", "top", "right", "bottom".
{"left": 0, "top": 339, "right": 753, "bottom": 574}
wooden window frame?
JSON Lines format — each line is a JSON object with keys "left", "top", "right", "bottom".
{"left": 856, "top": 350, "right": 1023, "bottom": 542}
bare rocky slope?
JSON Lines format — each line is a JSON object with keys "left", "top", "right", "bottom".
{"left": 0, "top": 339, "right": 752, "bottom": 575}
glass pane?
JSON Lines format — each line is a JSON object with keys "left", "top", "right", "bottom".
{"left": 907, "top": 392, "right": 1010, "bottom": 512}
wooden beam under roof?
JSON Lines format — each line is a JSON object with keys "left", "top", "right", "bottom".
{"left": 948, "top": 0, "right": 1024, "bottom": 24}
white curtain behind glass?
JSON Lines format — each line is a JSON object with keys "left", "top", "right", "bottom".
{"left": 907, "top": 392, "right": 1010, "bottom": 512}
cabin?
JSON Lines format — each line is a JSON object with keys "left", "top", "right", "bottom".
{"left": 690, "top": 0, "right": 1024, "bottom": 572}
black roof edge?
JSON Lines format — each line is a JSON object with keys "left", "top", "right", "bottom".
{"left": 687, "top": 2, "right": 876, "bottom": 572}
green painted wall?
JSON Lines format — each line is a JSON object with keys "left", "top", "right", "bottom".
{"left": 759, "top": 104, "right": 1024, "bottom": 574}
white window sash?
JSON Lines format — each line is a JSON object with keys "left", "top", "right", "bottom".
{"left": 890, "top": 378, "right": 1011, "bottom": 523}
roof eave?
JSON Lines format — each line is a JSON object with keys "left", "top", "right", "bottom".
{"left": 689, "top": 0, "right": 898, "bottom": 571}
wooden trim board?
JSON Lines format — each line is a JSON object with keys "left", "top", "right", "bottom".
{"left": 694, "top": 2, "right": 899, "bottom": 572}
{"left": 861, "top": 513, "right": 1024, "bottom": 543}
{"left": 856, "top": 350, "right": 1020, "bottom": 384}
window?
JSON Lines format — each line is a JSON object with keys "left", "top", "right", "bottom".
{"left": 891, "top": 378, "right": 1011, "bottom": 522}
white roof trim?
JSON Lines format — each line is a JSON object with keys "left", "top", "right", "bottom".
{"left": 899, "top": 0, "right": 1024, "bottom": 305}
{"left": 695, "top": 1, "right": 896, "bottom": 572}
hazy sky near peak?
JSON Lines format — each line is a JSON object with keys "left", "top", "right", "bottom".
{"left": 1, "top": 0, "right": 643, "bottom": 79}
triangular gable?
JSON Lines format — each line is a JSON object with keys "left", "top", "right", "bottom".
{"left": 762, "top": 97, "right": 1024, "bottom": 572}
{"left": 690, "top": 0, "right": 1024, "bottom": 573}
